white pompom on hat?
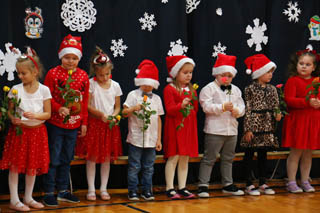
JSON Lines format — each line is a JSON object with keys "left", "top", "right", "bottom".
{"left": 244, "top": 54, "right": 277, "bottom": 79}
{"left": 134, "top": 59, "right": 160, "bottom": 89}
{"left": 212, "top": 53, "right": 237, "bottom": 77}
{"left": 166, "top": 55, "right": 195, "bottom": 82}
{"left": 58, "top": 34, "right": 83, "bottom": 60}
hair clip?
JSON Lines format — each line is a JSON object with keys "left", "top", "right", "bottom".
{"left": 296, "top": 49, "right": 320, "bottom": 62}
{"left": 93, "top": 52, "right": 110, "bottom": 64}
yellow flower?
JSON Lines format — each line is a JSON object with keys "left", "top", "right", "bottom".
{"left": 143, "top": 95, "right": 148, "bottom": 102}
{"left": 68, "top": 70, "right": 73, "bottom": 75}
{"left": 12, "top": 89, "right": 18, "bottom": 95}
{"left": 313, "top": 77, "right": 320, "bottom": 82}
{"left": 116, "top": 115, "right": 121, "bottom": 121}
{"left": 193, "top": 83, "right": 199, "bottom": 90}
{"left": 3, "top": 86, "right": 10, "bottom": 92}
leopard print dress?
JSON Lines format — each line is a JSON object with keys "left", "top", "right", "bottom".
{"left": 240, "top": 81, "right": 280, "bottom": 149}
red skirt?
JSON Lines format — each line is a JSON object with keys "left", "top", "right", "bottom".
{"left": 76, "top": 117, "right": 122, "bottom": 163}
{"left": 0, "top": 124, "right": 50, "bottom": 176}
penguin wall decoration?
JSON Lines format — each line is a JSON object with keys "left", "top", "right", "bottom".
{"left": 25, "top": 7, "right": 43, "bottom": 39}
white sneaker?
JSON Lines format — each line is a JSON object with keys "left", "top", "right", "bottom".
{"left": 245, "top": 185, "right": 260, "bottom": 196}
{"left": 259, "top": 184, "right": 275, "bottom": 195}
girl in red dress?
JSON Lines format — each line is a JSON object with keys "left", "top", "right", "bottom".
{"left": 75, "top": 47, "right": 122, "bottom": 201}
{"left": 163, "top": 55, "right": 198, "bottom": 199}
{"left": 282, "top": 48, "right": 320, "bottom": 193}
{"left": 1, "top": 48, "right": 51, "bottom": 211}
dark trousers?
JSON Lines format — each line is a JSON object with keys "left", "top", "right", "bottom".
{"left": 243, "top": 149, "right": 267, "bottom": 186}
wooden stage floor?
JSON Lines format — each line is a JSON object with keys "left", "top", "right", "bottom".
{"left": 0, "top": 186, "right": 320, "bottom": 213}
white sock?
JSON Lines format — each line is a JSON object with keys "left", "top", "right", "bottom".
{"left": 177, "top": 156, "right": 189, "bottom": 190}
{"left": 86, "top": 160, "right": 96, "bottom": 192}
{"left": 24, "top": 175, "right": 36, "bottom": 203}
{"left": 100, "top": 161, "right": 110, "bottom": 192}
{"left": 165, "top": 155, "right": 179, "bottom": 191}
{"left": 9, "top": 171, "right": 20, "bottom": 205}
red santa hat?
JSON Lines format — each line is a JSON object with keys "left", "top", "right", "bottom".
{"left": 212, "top": 53, "right": 237, "bottom": 77}
{"left": 166, "top": 55, "right": 195, "bottom": 81}
{"left": 244, "top": 54, "right": 277, "bottom": 79}
{"left": 134, "top": 59, "right": 160, "bottom": 89}
{"left": 58, "top": 34, "right": 83, "bottom": 60}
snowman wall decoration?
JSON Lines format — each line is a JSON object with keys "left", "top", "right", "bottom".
{"left": 308, "top": 15, "right": 320, "bottom": 41}
{"left": 25, "top": 7, "right": 44, "bottom": 39}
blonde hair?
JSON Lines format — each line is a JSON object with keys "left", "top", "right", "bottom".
{"left": 16, "top": 48, "right": 44, "bottom": 79}
{"left": 172, "top": 62, "right": 195, "bottom": 94}
{"left": 89, "top": 46, "right": 113, "bottom": 76}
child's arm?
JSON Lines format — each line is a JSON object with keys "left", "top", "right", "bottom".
{"left": 87, "top": 93, "right": 107, "bottom": 121}
{"left": 284, "top": 78, "right": 309, "bottom": 108}
{"left": 112, "top": 96, "right": 121, "bottom": 116}
{"left": 163, "top": 86, "right": 184, "bottom": 116}
{"left": 155, "top": 115, "right": 162, "bottom": 151}
{"left": 243, "top": 87, "right": 254, "bottom": 142}
{"left": 122, "top": 104, "right": 142, "bottom": 117}
{"left": 231, "top": 88, "right": 245, "bottom": 118}
{"left": 199, "top": 86, "right": 226, "bottom": 115}
{"left": 44, "top": 71, "right": 63, "bottom": 113}
{"left": 23, "top": 99, "right": 51, "bottom": 120}
{"left": 7, "top": 100, "right": 21, "bottom": 126}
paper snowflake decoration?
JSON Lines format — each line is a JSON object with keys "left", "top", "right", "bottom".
{"left": 283, "top": 1, "right": 301, "bottom": 23}
{"left": 212, "top": 42, "right": 227, "bottom": 58}
{"left": 139, "top": 12, "right": 157, "bottom": 32}
{"left": 61, "top": 0, "right": 97, "bottom": 32}
{"left": 216, "top": 8, "right": 222, "bottom": 16}
{"left": 246, "top": 18, "right": 268, "bottom": 52}
{"left": 0, "top": 43, "right": 21, "bottom": 81}
{"left": 161, "top": 0, "right": 169, "bottom": 3}
{"left": 167, "top": 39, "right": 188, "bottom": 56}
{"left": 186, "top": 0, "right": 201, "bottom": 14}
{"left": 110, "top": 39, "right": 128, "bottom": 58}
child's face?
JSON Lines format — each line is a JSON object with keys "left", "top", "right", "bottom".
{"left": 216, "top": 72, "right": 234, "bottom": 85}
{"left": 258, "top": 69, "right": 274, "bottom": 84}
{"left": 95, "top": 66, "right": 111, "bottom": 84}
{"left": 176, "top": 63, "right": 194, "bottom": 86}
{"left": 296, "top": 55, "right": 315, "bottom": 79}
{"left": 140, "top": 85, "right": 153, "bottom": 93}
{"left": 16, "top": 62, "right": 38, "bottom": 84}
{"left": 61, "top": 53, "right": 80, "bottom": 71}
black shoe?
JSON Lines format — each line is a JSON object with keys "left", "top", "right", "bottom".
{"left": 177, "top": 188, "right": 196, "bottom": 198}
{"left": 57, "top": 191, "right": 80, "bottom": 203}
{"left": 222, "top": 184, "right": 244, "bottom": 196}
{"left": 43, "top": 194, "right": 58, "bottom": 207}
{"left": 128, "top": 191, "right": 139, "bottom": 201}
{"left": 166, "top": 189, "right": 181, "bottom": 199}
{"left": 141, "top": 190, "right": 155, "bottom": 201}
{"left": 198, "top": 186, "right": 209, "bottom": 198}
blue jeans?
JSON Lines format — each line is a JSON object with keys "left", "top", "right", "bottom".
{"left": 43, "top": 122, "right": 78, "bottom": 193}
{"left": 127, "top": 143, "right": 156, "bottom": 192}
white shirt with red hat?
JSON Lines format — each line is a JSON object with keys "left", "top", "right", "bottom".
{"left": 124, "top": 89, "right": 164, "bottom": 148}
{"left": 44, "top": 65, "right": 89, "bottom": 129}
{"left": 199, "top": 80, "right": 245, "bottom": 136}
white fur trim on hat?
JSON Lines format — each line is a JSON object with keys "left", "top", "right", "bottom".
{"left": 58, "top": 47, "right": 82, "bottom": 59}
{"left": 170, "top": 58, "right": 195, "bottom": 78}
{"left": 251, "top": 62, "right": 276, "bottom": 79}
{"left": 212, "top": 65, "right": 237, "bottom": 77}
{"left": 134, "top": 78, "right": 160, "bottom": 89}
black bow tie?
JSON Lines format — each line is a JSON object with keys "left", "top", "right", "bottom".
{"left": 142, "top": 92, "right": 153, "bottom": 99}
{"left": 220, "top": 85, "right": 232, "bottom": 91}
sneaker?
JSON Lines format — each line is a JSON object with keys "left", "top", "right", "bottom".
{"left": 177, "top": 188, "right": 196, "bottom": 199}
{"left": 301, "top": 181, "right": 315, "bottom": 193}
{"left": 166, "top": 189, "right": 181, "bottom": 199}
{"left": 57, "top": 191, "right": 80, "bottom": 203}
{"left": 259, "top": 184, "right": 275, "bottom": 195}
{"left": 128, "top": 191, "right": 139, "bottom": 201}
{"left": 198, "top": 186, "right": 209, "bottom": 198}
{"left": 222, "top": 184, "right": 244, "bottom": 196}
{"left": 141, "top": 191, "right": 155, "bottom": 201}
{"left": 43, "top": 194, "right": 58, "bottom": 207}
{"left": 287, "top": 181, "right": 303, "bottom": 193}
{"left": 245, "top": 185, "right": 260, "bottom": 196}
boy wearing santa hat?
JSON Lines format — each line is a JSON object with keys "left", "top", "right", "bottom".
{"left": 122, "top": 60, "right": 164, "bottom": 201}
{"left": 198, "top": 53, "right": 245, "bottom": 198}
{"left": 43, "top": 34, "right": 89, "bottom": 206}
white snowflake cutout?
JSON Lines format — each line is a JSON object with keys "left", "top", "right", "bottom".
{"left": 110, "top": 39, "right": 128, "bottom": 58}
{"left": 161, "top": 0, "right": 169, "bottom": 3}
{"left": 283, "top": 1, "right": 301, "bottom": 23}
{"left": 139, "top": 12, "right": 157, "bottom": 32}
{"left": 216, "top": 8, "right": 222, "bottom": 16}
{"left": 167, "top": 39, "right": 188, "bottom": 56}
{"left": 61, "top": 0, "right": 97, "bottom": 32}
{"left": 186, "top": 0, "right": 201, "bottom": 14}
{"left": 212, "top": 42, "right": 227, "bottom": 58}
{"left": 0, "top": 43, "right": 21, "bottom": 81}
{"left": 246, "top": 18, "right": 268, "bottom": 52}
